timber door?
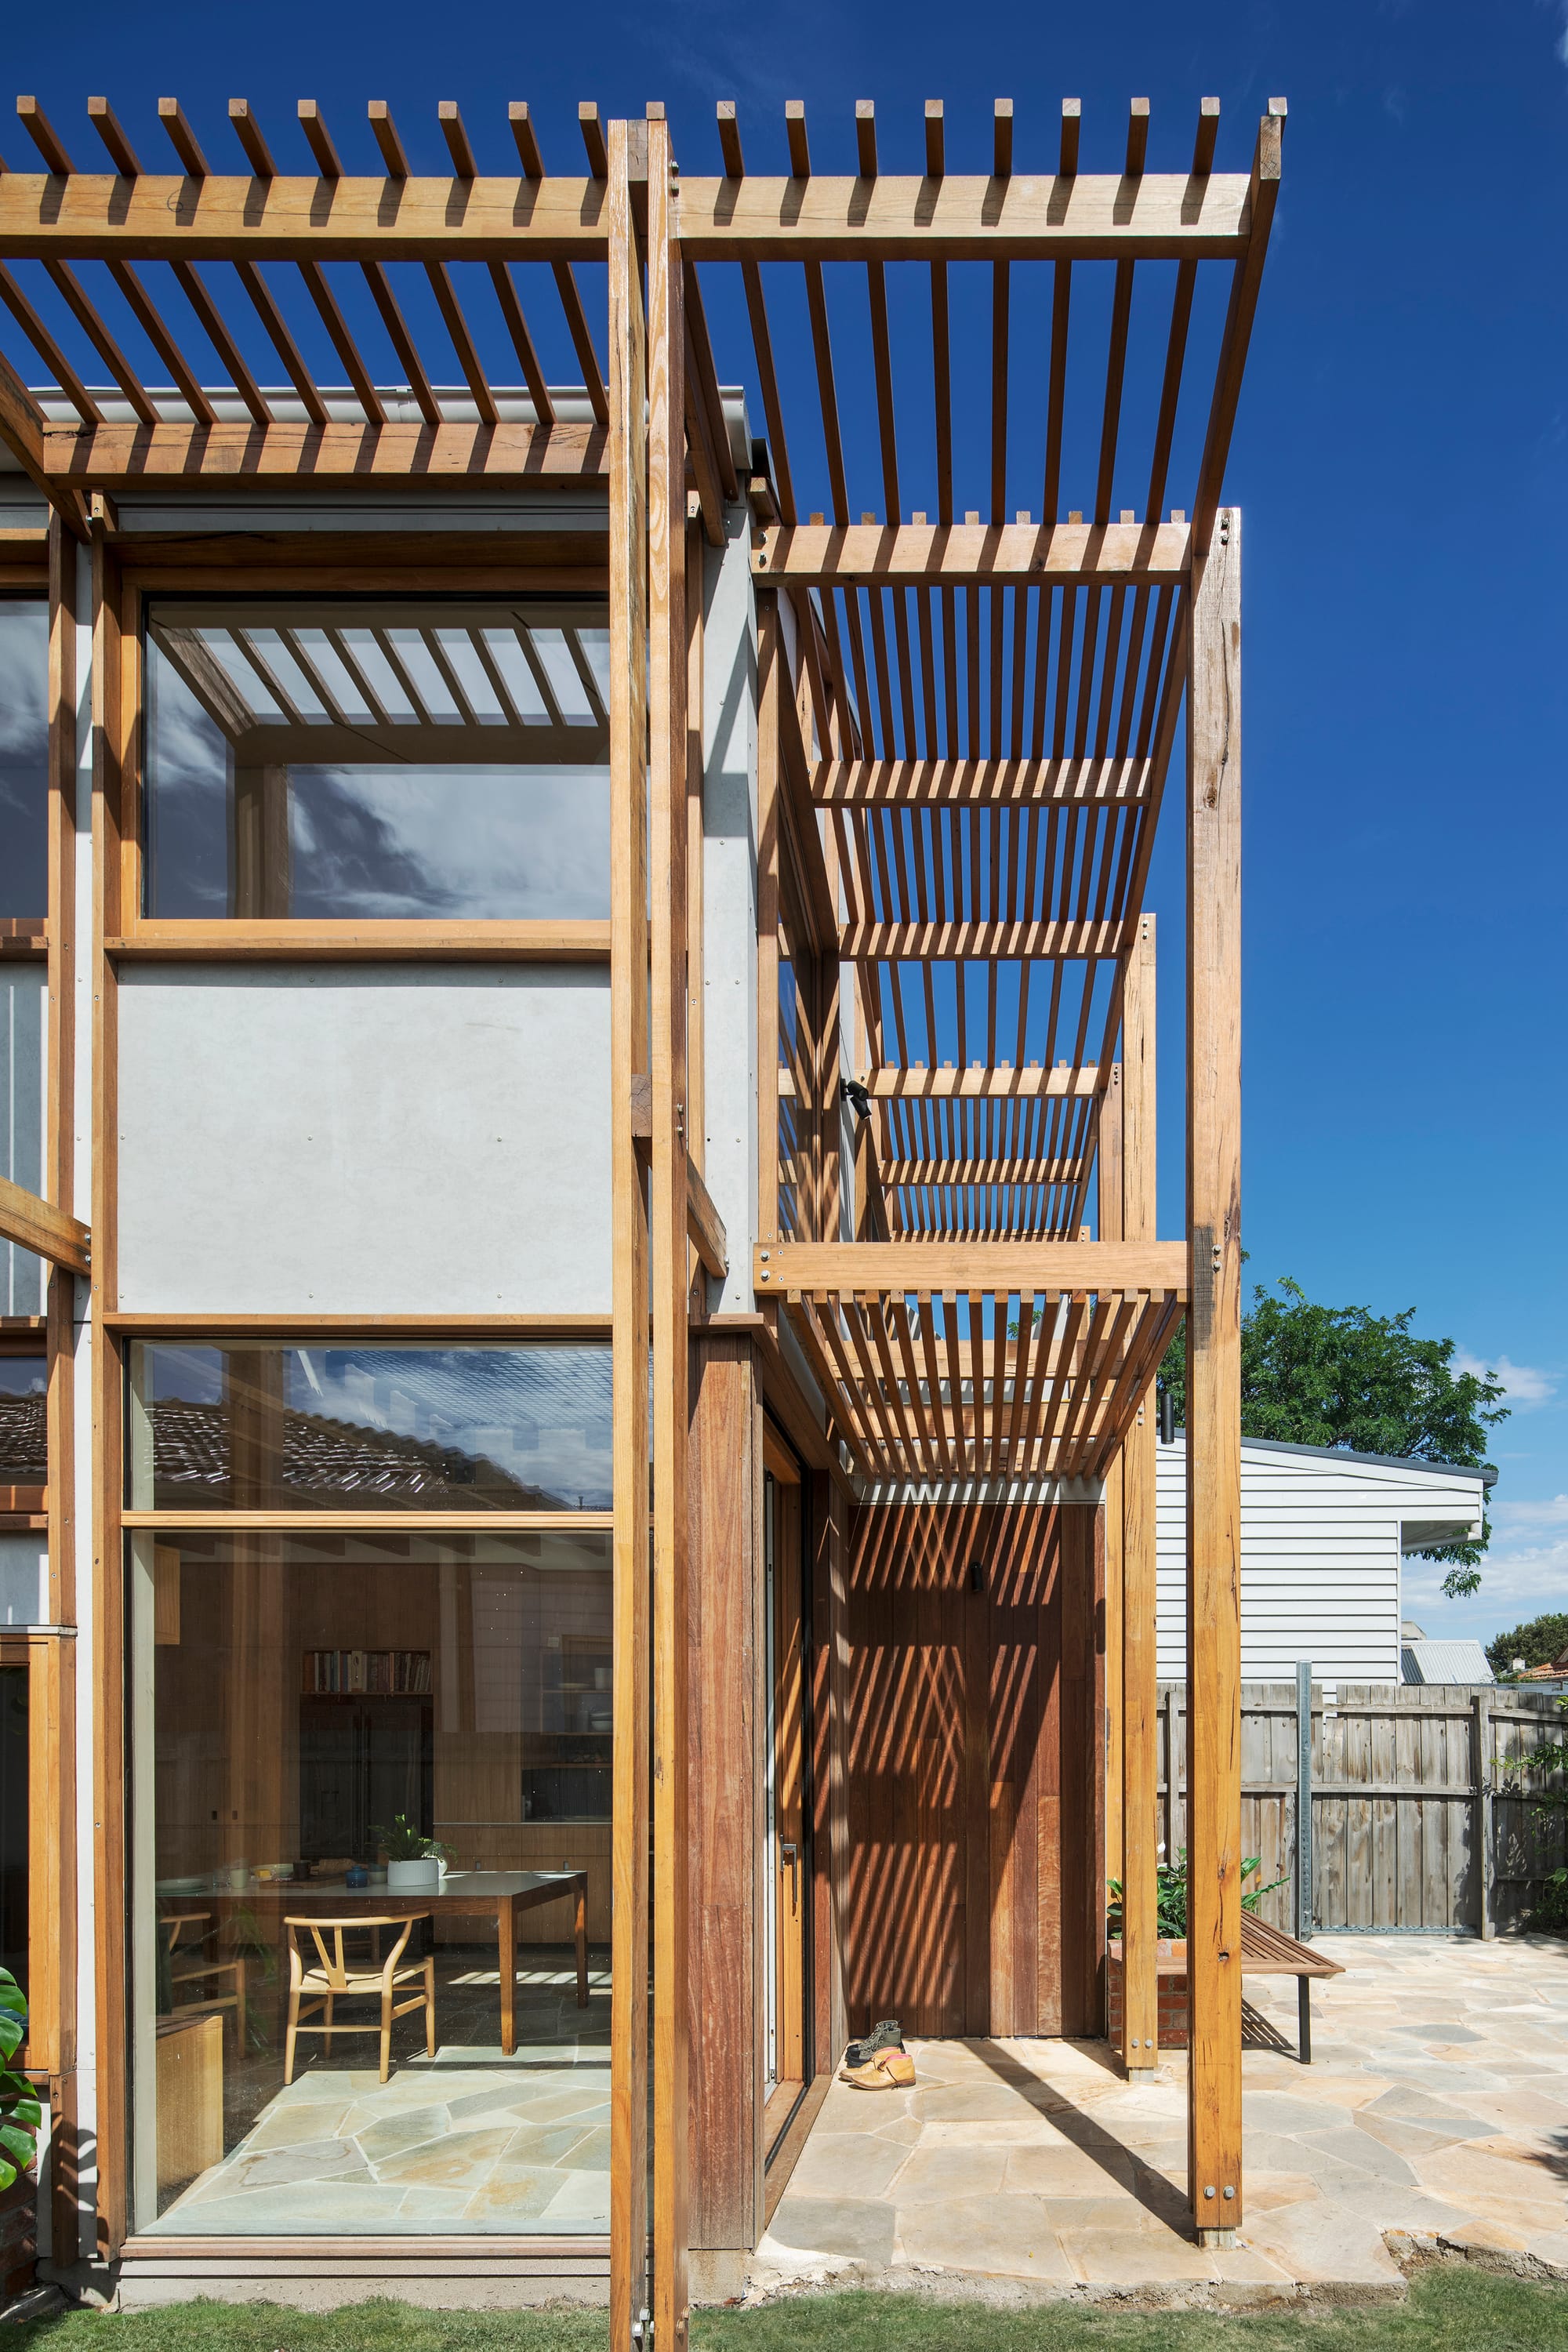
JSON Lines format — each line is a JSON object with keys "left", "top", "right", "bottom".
{"left": 763, "top": 1427, "right": 808, "bottom": 2128}
{"left": 842, "top": 1498, "right": 1104, "bottom": 2039}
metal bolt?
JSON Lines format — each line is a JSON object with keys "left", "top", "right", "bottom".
{"left": 1203, "top": 2185, "right": 1215, "bottom": 2200}
{"left": 1223, "top": 2186, "right": 1236, "bottom": 2200}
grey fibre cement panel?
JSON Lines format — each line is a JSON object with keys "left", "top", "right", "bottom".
{"left": 117, "top": 963, "right": 612, "bottom": 1316}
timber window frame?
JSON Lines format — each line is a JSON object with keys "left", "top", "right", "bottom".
{"left": 109, "top": 564, "right": 616, "bottom": 966}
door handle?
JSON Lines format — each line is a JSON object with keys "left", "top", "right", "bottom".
{"left": 781, "top": 1841, "right": 800, "bottom": 1915}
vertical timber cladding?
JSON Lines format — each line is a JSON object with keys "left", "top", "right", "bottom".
{"left": 842, "top": 1498, "right": 1104, "bottom": 2040}
{"left": 685, "top": 1334, "right": 763, "bottom": 2254}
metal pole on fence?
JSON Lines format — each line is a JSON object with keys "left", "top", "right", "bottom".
{"left": 1474, "top": 1690, "right": 1494, "bottom": 1940}
{"left": 1296, "top": 1662, "right": 1313, "bottom": 1943}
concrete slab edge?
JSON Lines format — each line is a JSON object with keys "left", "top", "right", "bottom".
{"left": 736, "top": 2260, "right": 1406, "bottom": 2314}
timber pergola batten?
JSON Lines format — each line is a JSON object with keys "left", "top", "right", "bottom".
{"left": 0, "top": 79, "right": 1280, "bottom": 2317}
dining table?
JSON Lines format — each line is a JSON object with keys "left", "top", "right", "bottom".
{"left": 174, "top": 1868, "right": 589, "bottom": 2057}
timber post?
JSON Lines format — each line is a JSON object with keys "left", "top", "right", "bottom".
{"left": 608, "top": 114, "right": 653, "bottom": 2347}
{"left": 1185, "top": 508, "right": 1243, "bottom": 2243}
{"left": 1120, "top": 913, "right": 1160, "bottom": 2076}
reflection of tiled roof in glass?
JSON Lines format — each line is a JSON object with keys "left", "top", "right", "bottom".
{"left": 148, "top": 1398, "right": 608, "bottom": 1511}
{"left": 143, "top": 1342, "right": 613, "bottom": 1512}
{"left": 0, "top": 1396, "right": 45, "bottom": 1485}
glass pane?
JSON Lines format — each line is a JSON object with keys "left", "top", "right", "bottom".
{"left": 129, "top": 1344, "right": 612, "bottom": 1512}
{"left": 144, "top": 600, "right": 611, "bottom": 920}
{"left": 0, "top": 1355, "right": 46, "bottom": 1486}
{"left": 0, "top": 1665, "right": 26, "bottom": 1998}
{"left": 133, "top": 1529, "right": 612, "bottom": 2235}
{"left": 0, "top": 601, "right": 46, "bottom": 919}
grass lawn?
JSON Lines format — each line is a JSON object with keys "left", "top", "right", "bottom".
{"left": 9, "top": 2269, "right": 1568, "bottom": 2352}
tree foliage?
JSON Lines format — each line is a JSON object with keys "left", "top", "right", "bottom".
{"left": 1486, "top": 1613, "right": 1568, "bottom": 1682}
{"left": 1159, "top": 1276, "right": 1506, "bottom": 1595}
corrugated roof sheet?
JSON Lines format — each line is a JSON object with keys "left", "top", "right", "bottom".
{"left": 1401, "top": 1640, "right": 1494, "bottom": 1686}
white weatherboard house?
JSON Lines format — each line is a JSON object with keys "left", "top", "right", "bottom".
{"left": 1155, "top": 1437, "right": 1490, "bottom": 1684}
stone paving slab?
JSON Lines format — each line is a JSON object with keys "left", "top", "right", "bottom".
{"left": 752, "top": 1934, "right": 1568, "bottom": 2303}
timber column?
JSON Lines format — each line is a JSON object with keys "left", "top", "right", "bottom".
{"left": 1185, "top": 512, "right": 1243, "bottom": 2241}
{"left": 647, "top": 107, "right": 692, "bottom": 2352}
{"left": 608, "top": 118, "right": 652, "bottom": 2345}
{"left": 1120, "top": 913, "right": 1159, "bottom": 2078}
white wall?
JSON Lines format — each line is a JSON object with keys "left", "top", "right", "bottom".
{"left": 117, "top": 964, "right": 611, "bottom": 1314}
{"left": 1155, "top": 1439, "right": 1486, "bottom": 1685}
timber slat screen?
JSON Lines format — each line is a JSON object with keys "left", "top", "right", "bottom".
{"left": 0, "top": 83, "right": 1283, "bottom": 2308}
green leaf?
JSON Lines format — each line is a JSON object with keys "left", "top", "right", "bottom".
{"left": 0, "top": 2122, "right": 37, "bottom": 2165}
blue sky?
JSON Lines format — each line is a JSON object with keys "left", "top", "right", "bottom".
{"left": 9, "top": 0, "right": 1566, "bottom": 1644}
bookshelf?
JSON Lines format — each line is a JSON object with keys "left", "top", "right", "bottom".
{"left": 302, "top": 1649, "right": 433, "bottom": 1697}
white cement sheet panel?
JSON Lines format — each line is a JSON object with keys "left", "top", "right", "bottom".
{"left": 117, "top": 964, "right": 610, "bottom": 1314}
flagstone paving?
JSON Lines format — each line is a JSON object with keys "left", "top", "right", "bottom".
{"left": 147, "top": 1955, "right": 612, "bottom": 2235}
{"left": 756, "top": 1934, "right": 1568, "bottom": 2301}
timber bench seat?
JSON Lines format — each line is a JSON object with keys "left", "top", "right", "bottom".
{"left": 1238, "top": 1914, "right": 1344, "bottom": 2063}
{"left": 1120, "top": 1917, "right": 1344, "bottom": 2063}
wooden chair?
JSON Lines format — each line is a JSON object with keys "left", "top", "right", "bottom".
{"left": 283, "top": 1915, "right": 435, "bottom": 2085}
{"left": 162, "top": 1912, "right": 248, "bottom": 2049}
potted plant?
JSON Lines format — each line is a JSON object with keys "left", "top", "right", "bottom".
{"left": 0, "top": 1969, "right": 41, "bottom": 2303}
{"left": 372, "top": 1815, "right": 452, "bottom": 1893}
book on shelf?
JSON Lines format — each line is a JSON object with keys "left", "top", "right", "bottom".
{"left": 303, "top": 1649, "right": 433, "bottom": 1696}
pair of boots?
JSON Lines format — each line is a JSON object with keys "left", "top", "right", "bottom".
{"left": 840, "top": 2016, "right": 914, "bottom": 2090}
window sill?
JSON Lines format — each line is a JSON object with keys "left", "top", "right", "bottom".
{"left": 107, "top": 921, "right": 611, "bottom": 961}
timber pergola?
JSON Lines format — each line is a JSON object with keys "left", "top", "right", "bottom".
{"left": 0, "top": 82, "right": 1279, "bottom": 2321}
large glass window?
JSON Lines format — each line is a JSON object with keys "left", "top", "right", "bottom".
{"left": 0, "top": 1355, "right": 46, "bottom": 1629}
{"left": 143, "top": 600, "right": 611, "bottom": 920}
{"left": 0, "top": 1355, "right": 45, "bottom": 1492}
{"left": 0, "top": 601, "right": 47, "bottom": 920}
{"left": 131, "top": 1527, "right": 612, "bottom": 2237}
{"left": 129, "top": 1344, "right": 612, "bottom": 1513}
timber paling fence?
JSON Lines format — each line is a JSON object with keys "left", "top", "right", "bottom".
{"left": 1156, "top": 1679, "right": 1568, "bottom": 1937}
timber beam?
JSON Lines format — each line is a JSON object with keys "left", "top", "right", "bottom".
{"left": 813, "top": 756, "right": 1151, "bottom": 808}
{"left": 867, "top": 1063, "right": 1098, "bottom": 1101}
{"left": 630, "top": 1077, "right": 728, "bottom": 1280}
{"left": 0, "top": 352, "right": 89, "bottom": 539}
{"left": 0, "top": 1174, "right": 90, "bottom": 1276}
{"left": 879, "top": 1157, "right": 1088, "bottom": 1187}
{"left": 40, "top": 419, "right": 608, "bottom": 485}
{"left": 686, "top": 1160, "right": 728, "bottom": 1280}
{"left": 755, "top": 1240, "right": 1187, "bottom": 1295}
{"left": 0, "top": 167, "right": 1255, "bottom": 264}
{"left": 843, "top": 918, "right": 1130, "bottom": 961}
{"left": 756, "top": 517, "right": 1189, "bottom": 586}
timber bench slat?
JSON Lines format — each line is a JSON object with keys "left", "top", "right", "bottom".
{"left": 1238, "top": 1914, "right": 1344, "bottom": 1979}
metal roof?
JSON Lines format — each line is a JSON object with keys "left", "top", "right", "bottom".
{"left": 1401, "top": 1639, "right": 1494, "bottom": 1686}
{"left": 1169, "top": 1432, "right": 1494, "bottom": 1486}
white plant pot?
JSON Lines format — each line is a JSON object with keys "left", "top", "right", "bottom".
{"left": 387, "top": 1858, "right": 439, "bottom": 1893}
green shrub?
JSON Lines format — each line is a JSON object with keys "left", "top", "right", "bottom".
{"left": 1106, "top": 1850, "right": 1287, "bottom": 1940}
{"left": 0, "top": 1967, "right": 39, "bottom": 2192}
